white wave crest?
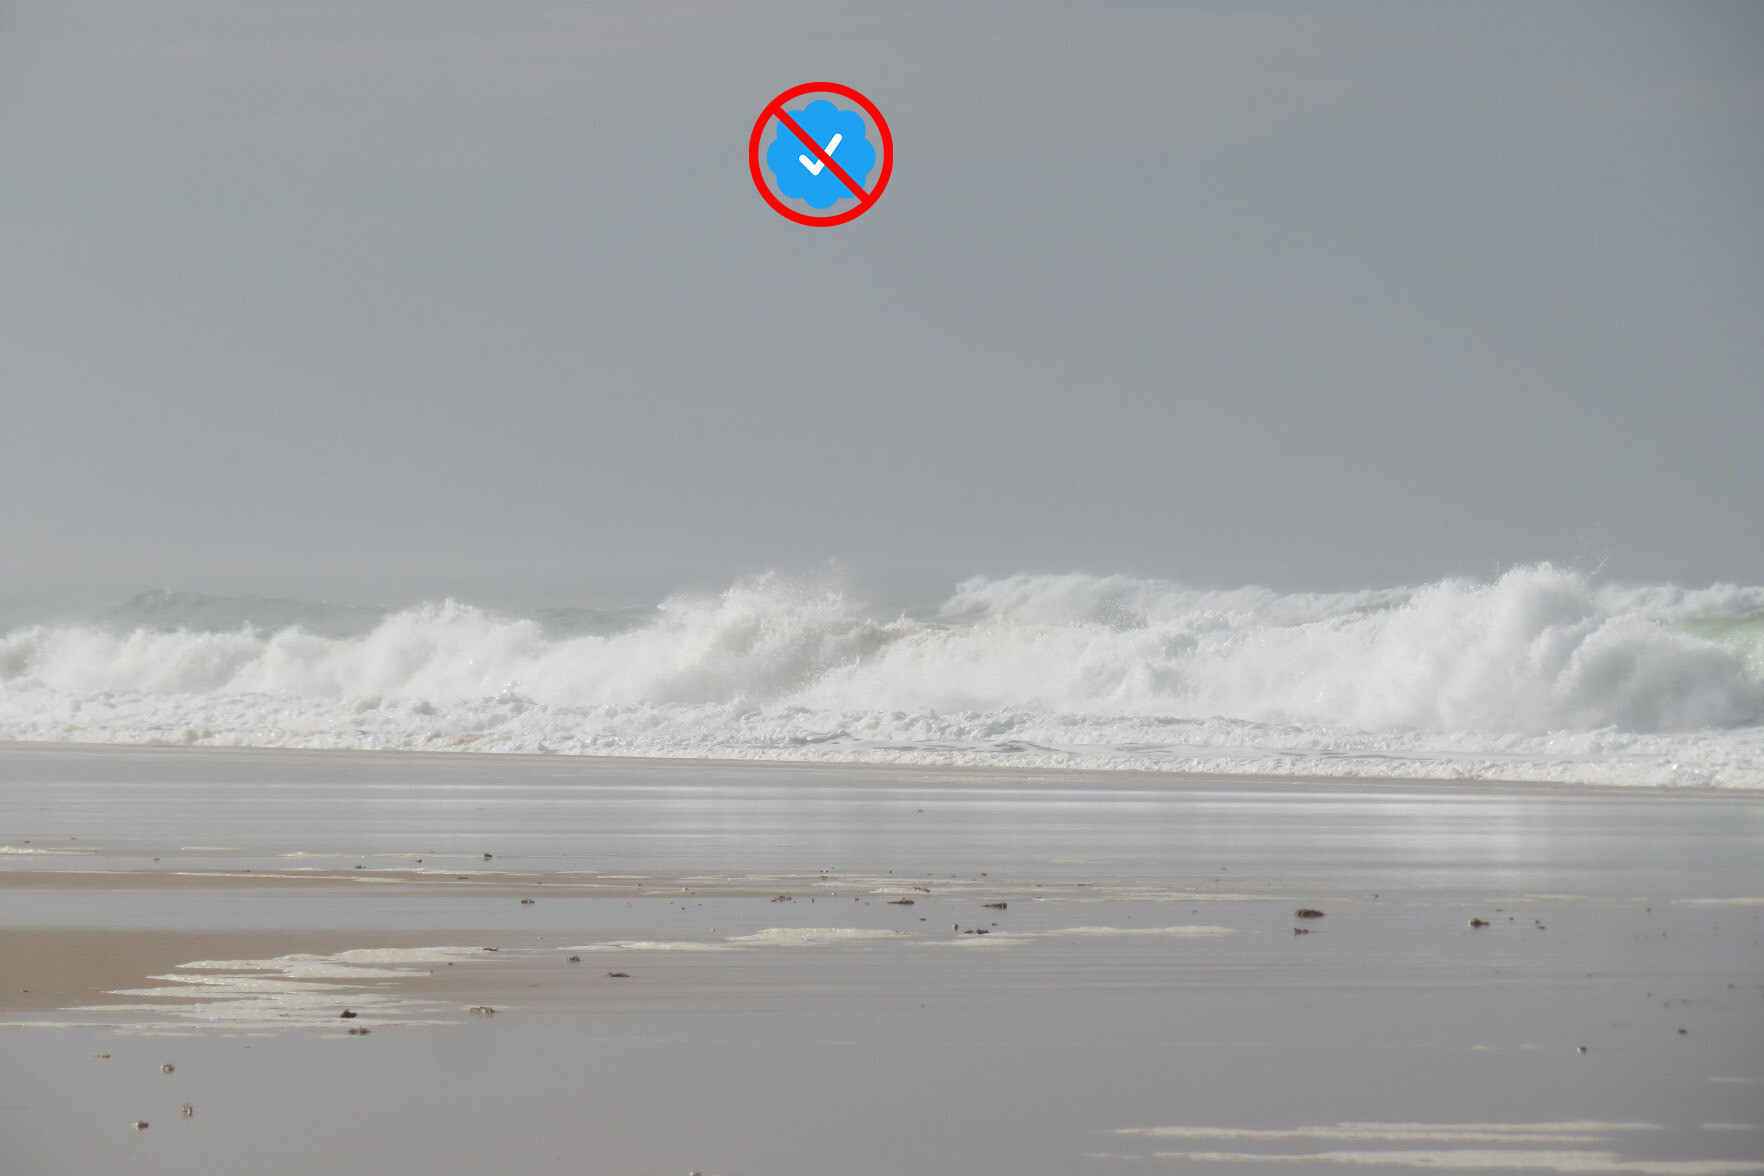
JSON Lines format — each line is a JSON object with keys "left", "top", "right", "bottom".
{"left": 2, "top": 566, "right": 1761, "bottom": 786}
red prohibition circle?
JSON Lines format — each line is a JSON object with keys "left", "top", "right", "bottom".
{"left": 749, "top": 82, "right": 892, "bottom": 227}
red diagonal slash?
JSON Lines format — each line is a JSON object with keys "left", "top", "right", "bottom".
{"left": 768, "top": 103, "right": 873, "bottom": 208}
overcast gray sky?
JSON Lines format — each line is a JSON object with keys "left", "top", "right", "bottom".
{"left": 2, "top": 1, "right": 1760, "bottom": 604}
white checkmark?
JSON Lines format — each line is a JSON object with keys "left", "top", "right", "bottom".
{"left": 798, "top": 132, "right": 842, "bottom": 175}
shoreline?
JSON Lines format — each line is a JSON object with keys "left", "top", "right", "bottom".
{"left": 6, "top": 737, "right": 1762, "bottom": 798}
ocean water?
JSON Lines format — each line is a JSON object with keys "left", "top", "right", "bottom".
{"left": 2, "top": 564, "right": 1762, "bottom": 787}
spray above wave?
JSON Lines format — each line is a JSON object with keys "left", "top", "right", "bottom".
{"left": 1, "top": 566, "right": 1761, "bottom": 785}
{"left": 0, "top": 577, "right": 898, "bottom": 706}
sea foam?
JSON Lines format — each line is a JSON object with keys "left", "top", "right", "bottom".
{"left": 2, "top": 565, "right": 1761, "bottom": 787}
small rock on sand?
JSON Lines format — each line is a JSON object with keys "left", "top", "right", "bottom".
{"left": 132, "top": 1121, "right": 149, "bottom": 1131}
{"left": 161, "top": 1063, "right": 175, "bottom": 1073}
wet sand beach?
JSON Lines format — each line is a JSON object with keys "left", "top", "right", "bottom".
{"left": 2, "top": 743, "right": 1761, "bottom": 1174}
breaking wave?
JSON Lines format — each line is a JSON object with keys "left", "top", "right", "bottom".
{"left": 2, "top": 565, "right": 1761, "bottom": 787}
